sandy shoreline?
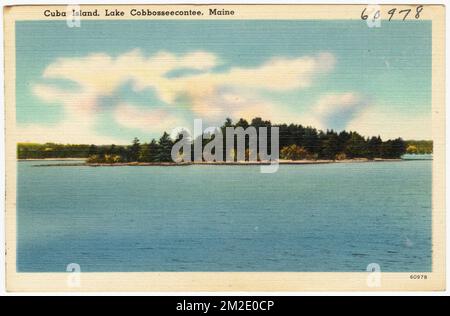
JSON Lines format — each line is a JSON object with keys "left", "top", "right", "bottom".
{"left": 23, "top": 158, "right": 408, "bottom": 167}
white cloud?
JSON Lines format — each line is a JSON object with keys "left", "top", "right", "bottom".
{"left": 19, "top": 48, "right": 431, "bottom": 143}
{"left": 35, "top": 49, "right": 335, "bottom": 119}
{"left": 347, "top": 107, "right": 431, "bottom": 140}
{"left": 295, "top": 93, "right": 430, "bottom": 139}
{"left": 22, "top": 49, "right": 338, "bottom": 144}
{"left": 16, "top": 121, "right": 121, "bottom": 145}
{"left": 161, "top": 52, "right": 335, "bottom": 117}
{"left": 113, "top": 103, "right": 185, "bottom": 133}
{"left": 314, "top": 92, "right": 366, "bottom": 115}
{"left": 208, "top": 92, "right": 294, "bottom": 124}
{"left": 311, "top": 92, "right": 369, "bottom": 131}
{"left": 32, "top": 84, "right": 97, "bottom": 115}
{"left": 42, "top": 50, "right": 219, "bottom": 98}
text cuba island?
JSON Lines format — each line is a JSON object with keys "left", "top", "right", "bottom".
{"left": 44, "top": 8, "right": 235, "bottom": 17}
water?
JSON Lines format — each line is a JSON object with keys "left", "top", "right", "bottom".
{"left": 402, "top": 154, "right": 433, "bottom": 160}
{"left": 17, "top": 160, "right": 432, "bottom": 272}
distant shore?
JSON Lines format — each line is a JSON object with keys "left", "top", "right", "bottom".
{"left": 18, "top": 158, "right": 86, "bottom": 161}
{"left": 21, "top": 158, "right": 411, "bottom": 167}
{"left": 87, "top": 158, "right": 404, "bottom": 167}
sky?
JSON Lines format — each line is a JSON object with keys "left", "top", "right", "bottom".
{"left": 16, "top": 20, "right": 432, "bottom": 144}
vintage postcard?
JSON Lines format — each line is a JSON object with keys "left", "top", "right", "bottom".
{"left": 3, "top": 4, "right": 446, "bottom": 291}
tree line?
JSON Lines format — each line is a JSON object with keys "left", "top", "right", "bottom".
{"left": 405, "top": 140, "right": 433, "bottom": 155}
{"left": 17, "top": 117, "right": 432, "bottom": 162}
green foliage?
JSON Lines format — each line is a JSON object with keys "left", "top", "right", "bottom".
{"left": 405, "top": 140, "right": 433, "bottom": 154}
{"left": 128, "top": 137, "right": 141, "bottom": 162}
{"left": 138, "top": 139, "right": 160, "bottom": 162}
{"left": 335, "top": 152, "right": 347, "bottom": 160}
{"left": 345, "top": 132, "right": 368, "bottom": 158}
{"left": 367, "top": 136, "right": 382, "bottom": 159}
{"left": 86, "top": 154, "right": 102, "bottom": 163}
{"left": 86, "top": 153, "right": 124, "bottom": 163}
{"left": 280, "top": 144, "right": 309, "bottom": 160}
{"left": 380, "top": 138, "right": 407, "bottom": 159}
{"left": 157, "top": 132, "right": 174, "bottom": 162}
{"left": 319, "top": 131, "right": 340, "bottom": 160}
{"left": 17, "top": 143, "right": 93, "bottom": 159}
{"left": 18, "top": 117, "right": 422, "bottom": 162}
{"left": 406, "top": 145, "right": 418, "bottom": 154}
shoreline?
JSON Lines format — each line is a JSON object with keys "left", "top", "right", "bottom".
{"left": 18, "top": 158, "right": 86, "bottom": 161}
{"left": 23, "top": 158, "right": 413, "bottom": 167}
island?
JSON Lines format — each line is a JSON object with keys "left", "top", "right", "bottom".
{"left": 17, "top": 117, "right": 432, "bottom": 166}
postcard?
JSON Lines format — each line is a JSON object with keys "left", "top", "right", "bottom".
{"left": 3, "top": 4, "right": 445, "bottom": 291}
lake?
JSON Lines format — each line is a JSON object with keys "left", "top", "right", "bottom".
{"left": 17, "top": 160, "right": 431, "bottom": 272}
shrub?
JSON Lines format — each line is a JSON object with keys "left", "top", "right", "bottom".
{"left": 86, "top": 154, "right": 103, "bottom": 163}
{"left": 335, "top": 152, "right": 347, "bottom": 160}
{"left": 280, "top": 145, "right": 309, "bottom": 160}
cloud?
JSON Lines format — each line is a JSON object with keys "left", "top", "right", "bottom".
{"left": 21, "top": 49, "right": 338, "bottom": 144}
{"left": 42, "top": 50, "right": 219, "bottom": 98}
{"left": 347, "top": 107, "right": 431, "bottom": 140}
{"left": 205, "top": 92, "right": 295, "bottom": 124}
{"left": 36, "top": 49, "right": 335, "bottom": 118}
{"left": 113, "top": 103, "right": 185, "bottom": 133}
{"left": 32, "top": 84, "right": 97, "bottom": 114}
{"left": 306, "top": 93, "right": 431, "bottom": 139}
{"left": 312, "top": 92, "right": 369, "bottom": 131}
{"left": 162, "top": 52, "right": 335, "bottom": 117}
{"left": 19, "top": 47, "right": 432, "bottom": 143}
{"left": 16, "top": 121, "right": 121, "bottom": 145}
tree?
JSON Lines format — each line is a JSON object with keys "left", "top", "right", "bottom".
{"left": 88, "top": 144, "right": 98, "bottom": 156}
{"left": 367, "top": 136, "right": 382, "bottom": 159}
{"left": 223, "top": 118, "right": 233, "bottom": 127}
{"left": 104, "top": 154, "right": 123, "bottom": 163}
{"left": 146, "top": 139, "right": 160, "bottom": 162}
{"left": 320, "top": 131, "right": 340, "bottom": 160}
{"left": 302, "top": 127, "right": 319, "bottom": 154}
{"left": 235, "top": 118, "right": 249, "bottom": 129}
{"left": 117, "top": 146, "right": 130, "bottom": 162}
{"left": 138, "top": 143, "right": 150, "bottom": 162}
{"left": 128, "top": 137, "right": 141, "bottom": 162}
{"left": 157, "top": 132, "right": 174, "bottom": 162}
{"left": 405, "top": 140, "right": 432, "bottom": 154}
{"left": 17, "top": 116, "right": 416, "bottom": 163}
{"left": 280, "top": 144, "right": 309, "bottom": 160}
{"left": 86, "top": 154, "right": 102, "bottom": 163}
{"left": 391, "top": 138, "right": 407, "bottom": 158}
{"left": 139, "top": 139, "right": 167, "bottom": 162}
{"left": 345, "top": 132, "right": 368, "bottom": 158}
{"left": 250, "top": 117, "right": 271, "bottom": 129}
{"left": 380, "top": 138, "right": 406, "bottom": 158}
{"left": 335, "top": 152, "right": 347, "bottom": 160}
{"left": 406, "top": 145, "right": 418, "bottom": 154}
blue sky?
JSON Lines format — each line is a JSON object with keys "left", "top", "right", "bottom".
{"left": 16, "top": 20, "right": 431, "bottom": 144}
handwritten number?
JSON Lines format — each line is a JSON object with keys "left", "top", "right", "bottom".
{"left": 388, "top": 8, "right": 396, "bottom": 21}
{"left": 361, "top": 8, "right": 381, "bottom": 22}
{"left": 361, "top": 8, "right": 368, "bottom": 20}
{"left": 399, "top": 9, "right": 411, "bottom": 21}
{"left": 366, "top": 5, "right": 424, "bottom": 22}
{"left": 415, "top": 5, "right": 423, "bottom": 19}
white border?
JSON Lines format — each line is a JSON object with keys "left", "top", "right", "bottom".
{"left": 0, "top": 0, "right": 448, "bottom": 296}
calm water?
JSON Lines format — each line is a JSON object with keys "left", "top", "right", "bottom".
{"left": 17, "top": 160, "right": 431, "bottom": 272}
